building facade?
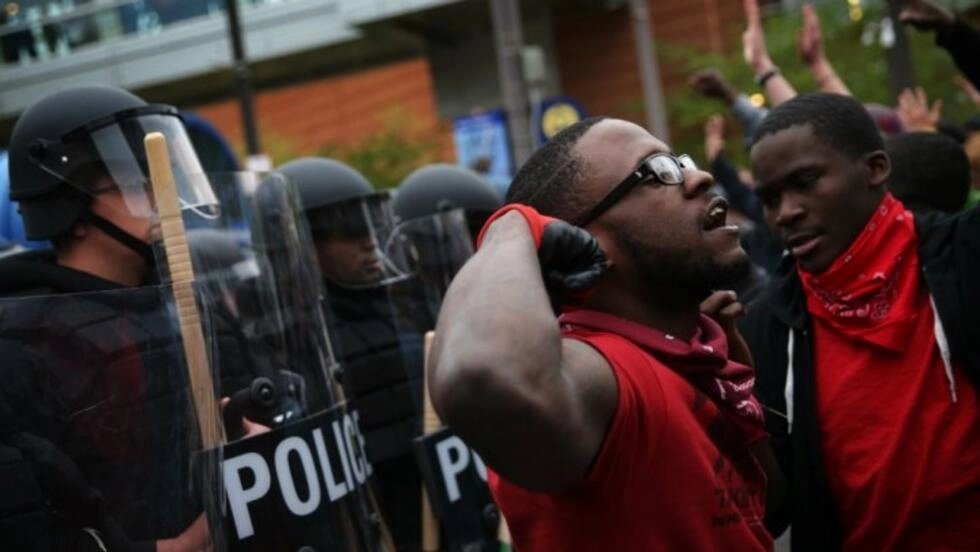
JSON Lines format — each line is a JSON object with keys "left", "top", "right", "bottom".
{"left": 0, "top": 0, "right": 747, "bottom": 175}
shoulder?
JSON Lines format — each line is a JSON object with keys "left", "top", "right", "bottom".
{"left": 560, "top": 329, "right": 667, "bottom": 413}
{"left": 915, "top": 207, "right": 980, "bottom": 261}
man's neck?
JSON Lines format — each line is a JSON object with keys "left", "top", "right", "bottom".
{"left": 56, "top": 245, "right": 144, "bottom": 287}
{"left": 585, "top": 283, "right": 702, "bottom": 340}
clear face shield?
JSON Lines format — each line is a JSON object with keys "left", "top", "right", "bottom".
{"left": 306, "top": 192, "right": 417, "bottom": 290}
{"left": 27, "top": 105, "right": 219, "bottom": 220}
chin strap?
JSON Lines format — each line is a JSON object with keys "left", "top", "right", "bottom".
{"left": 84, "top": 211, "right": 157, "bottom": 268}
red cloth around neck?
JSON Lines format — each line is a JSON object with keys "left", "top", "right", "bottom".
{"left": 798, "top": 193, "right": 919, "bottom": 351}
{"left": 559, "top": 309, "right": 766, "bottom": 444}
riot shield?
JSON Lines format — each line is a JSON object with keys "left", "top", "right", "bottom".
{"left": 394, "top": 212, "right": 501, "bottom": 551}
{"left": 0, "top": 285, "right": 219, "bottom": 551}
{"left": 153, "top": 172, "right": 388, "bottom": 551}
{"left": 311, "top": 198, "right": 479, "bottom": 550}
{"left": 395, "top": 208, "right": 475, "bottom": 315}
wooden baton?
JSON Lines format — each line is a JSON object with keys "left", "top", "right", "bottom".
{"left": 421, "top": 330, "right": 440, "bottom": 551}
{"left": 145, "top": 132, "right": 224, "bottom": 448}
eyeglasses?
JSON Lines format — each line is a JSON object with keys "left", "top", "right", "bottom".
{"left": 571, "top": 153, "right": 698, "bottom": 227}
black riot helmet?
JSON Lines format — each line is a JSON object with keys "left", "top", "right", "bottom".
{"left": 278, "top": 157, "right": 415, "bottom": 289}
{"left": 393, "top": 164, "right": 502, "bottom": 234}
{"left": 8, "top": 86, "right": 217, "bottom": 253}
{"left": 278, "top": 157, "right": 374, "bottom": 213}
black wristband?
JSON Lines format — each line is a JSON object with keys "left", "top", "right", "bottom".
{"left": 754, "top": 67, "right": 780, "bottom": 88}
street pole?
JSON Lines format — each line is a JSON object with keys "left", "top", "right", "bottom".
{"left": 628, "top": 0, "right": 670, "bottom": 142}
{"left": 224, "top": 0, "right": 263, "bottom": 162}
{"left": 489, "top": 0, "right": 533, "bottom": 167}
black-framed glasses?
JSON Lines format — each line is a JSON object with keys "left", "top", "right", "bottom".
{"left": 571, "top": 153, "right": 698, "bottom": 227}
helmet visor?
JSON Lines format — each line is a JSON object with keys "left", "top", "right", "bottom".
{"left": 306, "top": 192, "right": 417, "bottom": 288}
{"left": 29, "top": 106, "right": 218, "bottom": 219}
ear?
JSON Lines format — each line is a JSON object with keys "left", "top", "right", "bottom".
{"left": 864, "top": 150, "right": 891, "bottom": 189}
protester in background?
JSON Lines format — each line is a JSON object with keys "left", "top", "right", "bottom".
{"left": 690, "top": 68, "right": 771, "bottom": 146}
{"left": 796, "top": 2, "right": 852, "bottom": 97}
{"left": 743, "top": 92, "right": 980, "bottom": 551}
{"left": 885, "top": 131, "right": 972, "bottom": 213}
{"left": 743, "top": 0, "right": 798, "bottom": 107}
{"left": 899, "top": 0, "right": 980, "bottom": 88}
{"left": 743, "top": 0, "right": 855, "bottom": 105}
{"left": 431, "top": 117, "right": 783, "bottom": 551}
{"left": 895, "top": 86, "right": 944, "bottom": 133}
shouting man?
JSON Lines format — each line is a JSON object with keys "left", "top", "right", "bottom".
{"left": 430, "top": 117, "right": 780, "bottom": 551}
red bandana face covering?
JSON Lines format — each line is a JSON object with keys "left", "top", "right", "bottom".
{"left": 558, "top": 310, "right": 766, "bottom": 443}
{"left": 797, "top": 193, "right": 920, "bottom": 351}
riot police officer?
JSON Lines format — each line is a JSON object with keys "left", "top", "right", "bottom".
{"left": 0, "top": 86, "right": 227, "bottom": 551}
{"left": 280, "top": 157, "right": 430, "bottom": 551}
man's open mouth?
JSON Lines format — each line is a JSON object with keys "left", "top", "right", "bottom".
{"left": 703, "top": 197, "right": 730, "bottom": 231}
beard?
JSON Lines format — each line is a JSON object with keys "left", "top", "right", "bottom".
{"left": 614, "top": 228, "right": 751, "bottom": 300}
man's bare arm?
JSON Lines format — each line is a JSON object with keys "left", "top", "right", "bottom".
{"left": 799, "top": 3, "right": 852, "bottom": 97}
{"left": 429, "top": 211, "right": 616, "bottom": 492}
{"left": 744, "top": 0, "right": 798, "bottom": 106}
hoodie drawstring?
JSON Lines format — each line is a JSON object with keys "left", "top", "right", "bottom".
{"left": 784, "top": 329, "right": 794, "bottom": 434}
{"left": 929, "top": 296, "right": 958, "bottom": 403}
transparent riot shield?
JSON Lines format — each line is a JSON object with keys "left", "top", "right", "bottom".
{"left": 392, "top": 211, "right": 502, "bottom": 551}
{"left": 153, "top": 172, "right": 389, "bottom": 551}
{"left": 0, "top": 285, "right": 219, "bottom": 551}
{"left": 395, "top": 208, "right": 475, "bottom": 315}
{"left": 310, "top": 197, "right": 477, "bottom": 550}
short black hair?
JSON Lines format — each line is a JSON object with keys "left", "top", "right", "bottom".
{"left": 506, "top": 116, "right": 608, "bottom": 220}
{"left": 885, "top": 132, "right": 970, "bottom": 214}
{"left": 754, "top": 93, "right": 884, "bottom": 160}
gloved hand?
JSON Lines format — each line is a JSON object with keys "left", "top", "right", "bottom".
{"left": 477, "top": 203, "right": 609, "bottom": 313}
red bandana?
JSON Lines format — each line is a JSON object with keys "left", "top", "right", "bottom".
{"left": 558, "top": 310, "right": 766, "bottom": 443}
{"left": 797, "top": 193, "right": 920, "bottom": 351}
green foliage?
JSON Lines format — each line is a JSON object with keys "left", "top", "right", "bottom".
{"left": 661, "top": 0, "right": 980, "bottom": 168}
{"left": 261, "top": 130, "right": 305, "bottom": 168}
{"left": 318, "top": 110, "right": 448, "bottom": 190}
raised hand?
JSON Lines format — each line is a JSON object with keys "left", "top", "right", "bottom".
{"left": 743, "top": 0, "right": 775, "bottom": 74}
{"left": 896, "top": 0, "right": 955, "bottom": 32}
{"left": 478, "top": 204, "right": 609, "bottom": 313}
{"left": 690, "top": 69, "right": 739, "bottom": 104}
{"left": 798, "top": 3, "right": 824, "bottom": 67}
{"left": 704, "top": 115, "right": 726, "bottom": 164}
{"left": 699, "top": 290, "right": 752, "bottom": 368}
{"left": 896, "top": 86, "right": 943, "bottom": 132}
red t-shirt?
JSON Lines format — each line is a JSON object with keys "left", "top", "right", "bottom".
{"left": 489, "top": 327, "right": 773, "bottom": 552}
{"left": 813, "top": 287, "right": 980, "bottom": 551}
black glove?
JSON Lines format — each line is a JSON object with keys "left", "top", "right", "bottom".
{"left": 477, "top": 204, "right": 608, "bottom": 313}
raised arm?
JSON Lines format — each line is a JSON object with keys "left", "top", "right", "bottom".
{"left": 744, "top": 0, "right": 797, "bottom": 107}
{"left": 690, "top": 69, "right": 772, "bottom": 144}
{"left": 898, "top": 0, "right": 980, "bottom": 89}
{"left": 798, "top": 3, "right": 852, "bottom": 96}
{"left": 429, "top": 209, "right": 615, "bottom": 492}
